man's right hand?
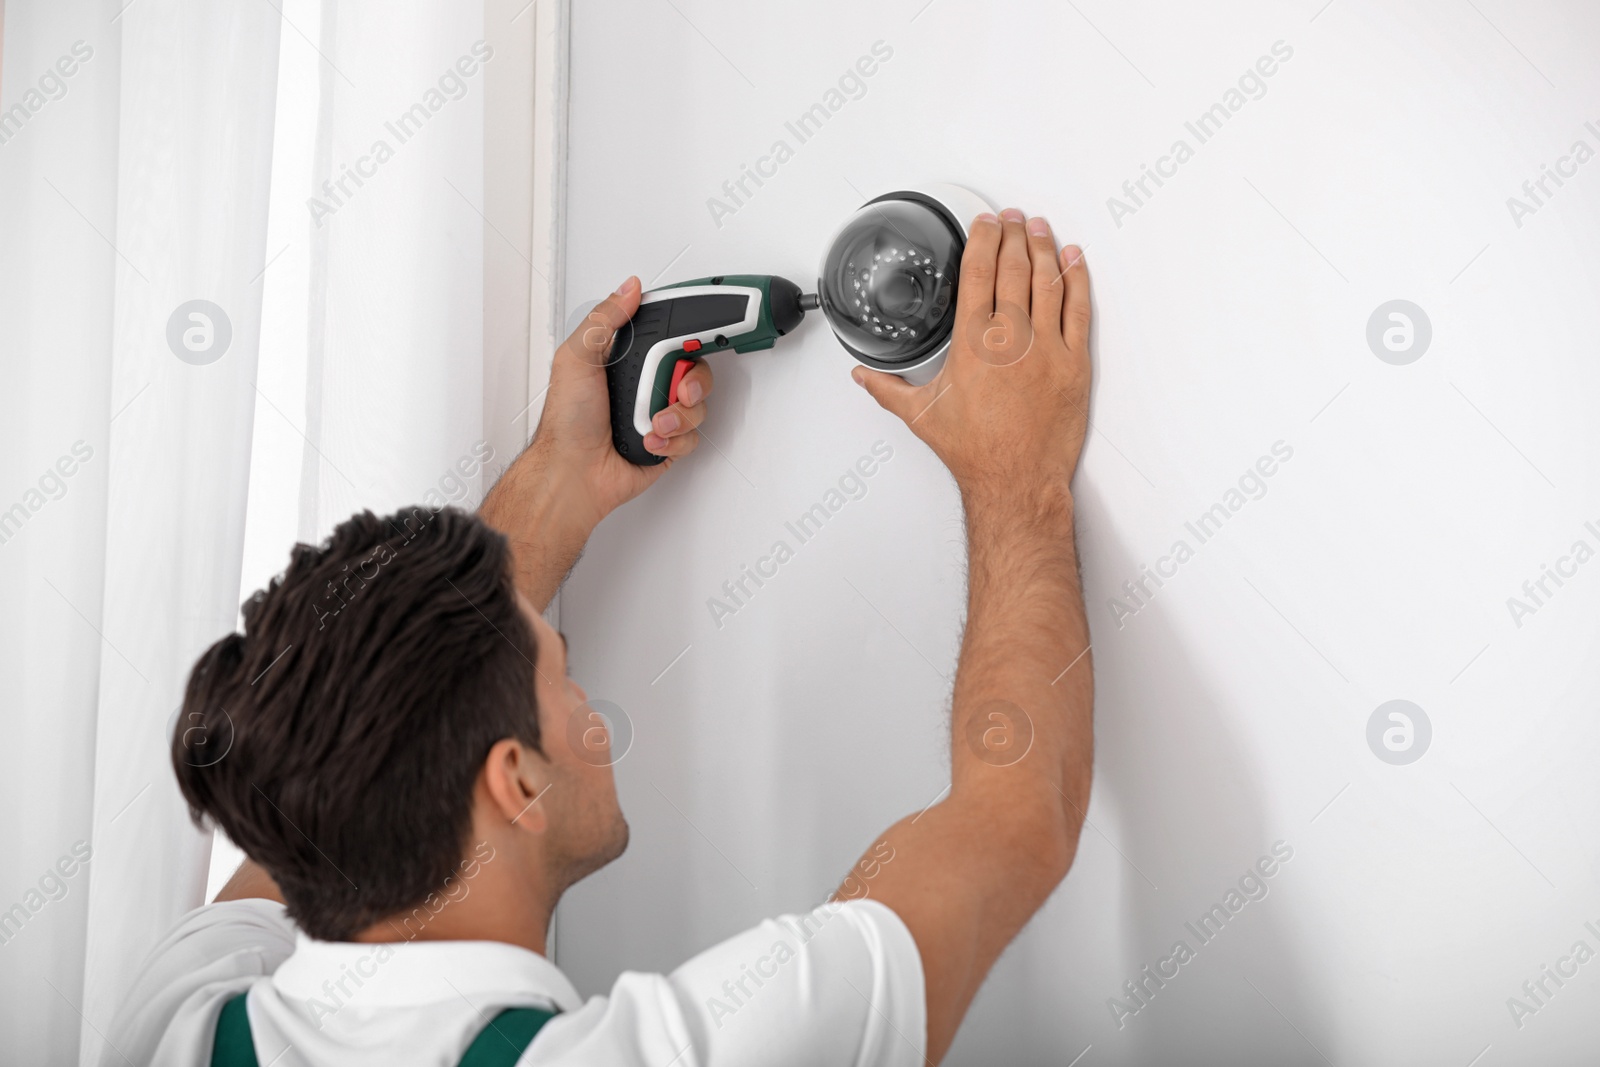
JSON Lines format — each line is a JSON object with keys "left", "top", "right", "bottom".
{"left": 852, "top": 209, "right": 1092, "bottom": 497}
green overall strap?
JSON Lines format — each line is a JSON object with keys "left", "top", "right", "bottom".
{"left": 456, "top": 1007, "right": 560, "bottom": 1067}
{"left": 211, "top": 992, "right": 557, "bottom": 1067}
{"left": 211, "top": 993, "right": 258, "bottom": 1067}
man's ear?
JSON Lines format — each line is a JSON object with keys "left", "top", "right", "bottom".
{"left": 482, "top": 738, "right": 551, "bottom": 833}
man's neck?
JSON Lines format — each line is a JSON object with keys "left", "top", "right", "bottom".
{"left": 350, "top": 849, "right": 558, "bottom": 956}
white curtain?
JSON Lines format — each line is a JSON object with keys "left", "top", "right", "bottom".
{"left": 0, "top": 0, "right": 505, "bottom": 1060}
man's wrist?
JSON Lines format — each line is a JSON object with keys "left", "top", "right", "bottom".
{"left": 522, "top": 440, "right": 606, "bottom": 534}
{"left": 960, "top": 476, "right": 1075, "bottom": 530}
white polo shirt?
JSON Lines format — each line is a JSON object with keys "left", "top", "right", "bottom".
{"left": 103, "top": 896, "right": 925, "bottom": 1066}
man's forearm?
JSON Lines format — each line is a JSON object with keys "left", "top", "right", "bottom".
{"left": 839, "top": 477, "right": 1093, "bottom": 1062}
{"left": 478, "top": 442, "right": 600, "bottom": 612}
{"left": 952, "top": 480, "right": 1093, "bottom": 828}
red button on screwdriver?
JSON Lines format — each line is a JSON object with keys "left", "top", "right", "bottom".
{"left": 681, "top": 338, "right": 702, "bottom": 353}
{"left": 668, "top": 359, "right": 693, "bottom": 406}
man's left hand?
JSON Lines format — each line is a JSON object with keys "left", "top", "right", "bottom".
{"left": 531, "top": 275, "right": 713, "bottom": 526}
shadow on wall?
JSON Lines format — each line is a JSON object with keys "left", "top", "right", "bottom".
{"left": 946, "top": 478, "right": 1325, "bottom": 1066}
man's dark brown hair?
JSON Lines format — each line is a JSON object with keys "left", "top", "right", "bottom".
{"left": 172, "top": 506, "right": 539, "bottom": 940}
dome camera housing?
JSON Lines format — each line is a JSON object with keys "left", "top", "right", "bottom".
{"left": 816, "top": 184, "right": 994, "bottom": 386}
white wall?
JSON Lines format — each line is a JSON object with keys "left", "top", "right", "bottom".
{"left": 554, "top": 1, "right": 1600, "bottom": 1062}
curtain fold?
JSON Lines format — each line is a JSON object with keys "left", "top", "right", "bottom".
{"left": 77, "top": 3, "right": 283, "bottom": 1062}
{"left": 297, "top": 0, "right": 488, "bottom": 533}
{"left": 0, "top": 4, "right": 121, "bottom": 1063}
{"left": 0, "top": 2, "right": 282, "bottom": 1061}
{"left": 3, "top": 1, "right": 496, "bottom": 1057}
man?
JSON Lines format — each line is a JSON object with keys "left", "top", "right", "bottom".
{"left": 106, "top": 209, "right": 1095, "bottom": 1065}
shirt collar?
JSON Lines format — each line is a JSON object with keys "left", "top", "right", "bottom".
{"left": 273, "top": 932, "right": 584, "bottom": 1015}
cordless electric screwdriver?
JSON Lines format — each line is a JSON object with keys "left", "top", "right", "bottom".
{"left": 605, "top": 275, "right": 819, "bottom": 465}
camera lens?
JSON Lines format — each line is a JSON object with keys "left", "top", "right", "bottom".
{"left": 876, "top": 271, "right": 925, "bottom": 318}
{"left": 817, "top": 194, "right": 964, "bottom": 368}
